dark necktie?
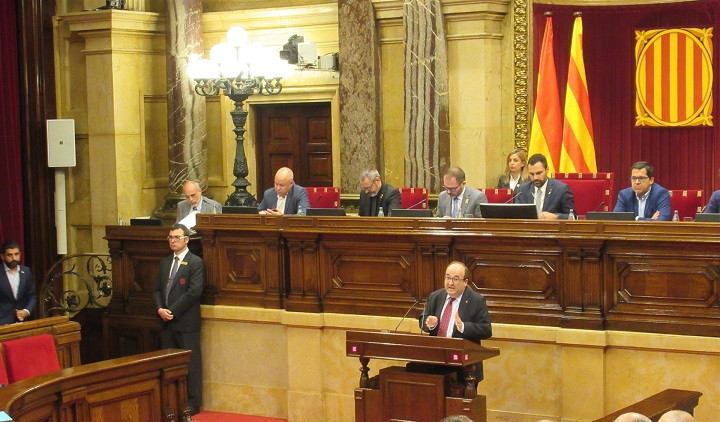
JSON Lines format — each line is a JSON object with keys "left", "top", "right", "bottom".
{"left": 166, "top": 256, "right": 179, "bottom": 304}
{"left": 437, "top": 297, "right": 455, "bottom": 337}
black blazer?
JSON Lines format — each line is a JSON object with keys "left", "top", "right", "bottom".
{"left": 153, "top": 251, "right": 205, "bottom": 332}
{"left": 419, "top": 287, "right": 492, "bottom": 380}
{"left": 0, "top": 265, "right": 37, "bottom": 325}
{"left": 358, "top": 183, "right": 401, "bottom": 216}
{"left": 514, "top": 178, "right": 575, "bottom": 219}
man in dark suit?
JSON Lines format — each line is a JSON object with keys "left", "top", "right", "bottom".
{"left": 258, "top": 167, "right": 310, "bottom": 215}
{"left": 0, "top": 240, "right": 37, "bottom": 325}
{"left": 153, "top": 224, "right": 204, "bottom": 414}
{"left": 515, "top": 153, "right": 575, "bottom": 219}
{"left": 420, "top": 261, "right": 492, "bottom": 382}
{"left": 614, "top": 161, "right": 671, "bottom": 221}
{"left": 358, "top": 169, "right": 401, "bottom": 216}
{"left": 176, "top": 180, "right": 222, "bottom": 224}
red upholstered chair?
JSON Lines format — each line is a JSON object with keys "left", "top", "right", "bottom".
{"left": 479, "top": 188, "right": 514, "bottom": 204}
{"left": 306, "top": 186, "right": 341, "bottom": 208}
{"left": 0, "top": 349, "right": 9, "bottom": 386}
{"left": 669, "top": 190, "right": 704, "bottom": 220}
{"left": 399, "top": 187, "right": 429, "bottom": 209}
{"left": 554, "top": 172, "right": 614, "bottom": 216}
{"left": 2, "top": 334, "right": 61, "bottom": 383}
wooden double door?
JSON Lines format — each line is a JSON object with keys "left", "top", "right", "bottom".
{"left": 255, "top": 102, "right": 333, "bottom": 200}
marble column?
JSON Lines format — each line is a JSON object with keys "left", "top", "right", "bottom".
{"left": 338, "top": 0, "right": 383, "bottom": 188}
{"left": 157, "top": 0, "right": 208, "bottom": 217}
{"left": 403, "top": 0, "right": 449, "bottom": 192}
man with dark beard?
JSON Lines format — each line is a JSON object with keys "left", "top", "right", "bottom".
{"left": 0, "top": 240, "right": 37, "bottom": 325}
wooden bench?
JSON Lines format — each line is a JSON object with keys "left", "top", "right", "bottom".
{"left": 0, "top": 316, "right": 81, "bottom": 368}
{"left": 0, "top": 349, "right": 190, "bottom": 421}
{"left": 594, "top": 389, "right": 702, "bottom": 421}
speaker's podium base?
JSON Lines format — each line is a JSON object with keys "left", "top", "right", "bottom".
{"left": 346, "top": 331, "right": 499, "bottom": 422}
{"left": 354, "top": 365, "right": 486, "bottom": 422}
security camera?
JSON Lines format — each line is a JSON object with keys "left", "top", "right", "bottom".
{"left": 279, "top": 35, "right": 304, "bottom": 64}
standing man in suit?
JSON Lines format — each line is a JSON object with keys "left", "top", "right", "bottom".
{"left": 0, "top": 240, "right": 37, "bottom": 325}
{"left": 515, "top": 153, "right": 575, "bottom": 219}
{"left": 176, "top": 180, "right": 222, "bottom": 223}
{"left": 358, "top": 169, "right": 401, "bottom": 216}
{"left": 153, "top": 224, "right": 204, "bottom": 415}
{"left": 258, "top": 167, "right": 310, "bottom": 215}
{"left": 420, "top": 261, "right": 492, "bottom": 382}
{"left": 437, "top": 167, "right": 487, "bottom": 218}
{"left": 614, "top": 161, "right": 671, "bottom": 221}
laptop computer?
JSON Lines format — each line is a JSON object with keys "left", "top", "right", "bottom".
{"left": 585, "top": 211, "right": 635, "bottom": 221}
{"left": 130, "top": 217, "right": 162, "bottom": 226}
{"left": 222, "top": 206, "right": 259, "bottom": 214}
{"left": 478, "top": 203, "right": 538, "bottom": 219}
{"left": 305, "top": 208, "right": 347, "bottom": 216}
{"left": 694, "top": 213, "right": 720, "bottom": 222}
{"left": 389, "top": 208, "right": 433, "bottom": 217}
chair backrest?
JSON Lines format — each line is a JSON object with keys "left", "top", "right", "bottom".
{"left": 306, "top": 186, "right": 341, "bottom": 208}
{"left": 669, "top": 190, "right": 704, "bottom": 220}
{"left": 554, "top": 172, "right": 614, "bottom": 216}
{"left": 479, "top": 188, "right": 514, "bottom": 204}
{"left": 0, "top": 350, "right": 9, "bottom": 386}
{"left": 399, "top": 187, "right": 429, "bottom": 209}
{"left": 2, "top": 334, "right": 61, "bottom": 383}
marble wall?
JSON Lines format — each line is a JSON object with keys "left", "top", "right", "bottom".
{"left": 201, "top": 305, "right": 720, "bottom": 421}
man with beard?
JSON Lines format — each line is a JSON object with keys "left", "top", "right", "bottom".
{"left": 514, "top": 153, "right": 575, "bottom": 219}
{"left": 0, "top": 240, "right": 37, "bottom": 325}
{"left": 358, "top": 169, "right": 401, "bottom": 216}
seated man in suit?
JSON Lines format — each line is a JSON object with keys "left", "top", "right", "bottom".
{"left": 176, "top": 180, "right": 222, "bottom": 224}
{"left": 704, "top": 170, "right": 720, "bottom": 213}
{"left": 258, "top": 167, "right": 310, "bottom": 215}
{"left": 358, "top": 169, "right": 400, "bottom": 216}
{"left": 0, "top": 240, "right": 37, "bottom": 325}
{"left": 514, "top": 153, "right": 574, "bottom": 219}
{"left": 437, "top": 167, "right": 487, "bottom": 218}
{"left": 613, "top": 161, "right": 671, "bottom": 221}
{"left": 420, "top": 261, "right": 492, "bottom": 382}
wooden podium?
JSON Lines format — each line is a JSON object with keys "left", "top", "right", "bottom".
{"left": 346, "top": 331, "right": 499, "bottom": 422}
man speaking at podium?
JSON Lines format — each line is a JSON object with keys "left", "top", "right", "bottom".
{"left": 420, "top": 261, "right": 492, "bottom": 381}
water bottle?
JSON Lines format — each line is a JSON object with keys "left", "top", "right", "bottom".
{"left": 378, "top": 207, "right": 385, "bottom": 217}
{"left": 672, "top": 210, "right": 679, "bottom": 222}
{"left": 568, "top": 209, "right": 576, "bottom": 220}
{"left": 297, "top": 206, "right": 305, "bottom": 216}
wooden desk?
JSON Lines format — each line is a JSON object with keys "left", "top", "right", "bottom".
{"left": 0, "top": 316, "right": 81, "bottom": 368}
{"left": 104, "top": 216, "right": 720, "bottom": 343}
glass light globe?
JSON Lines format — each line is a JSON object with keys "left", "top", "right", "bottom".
{"left": 227, "top": 26, "right": 248, "bottom": 47}
{"left": 198, "top": 59, "right": 220, "bottom": 79}
{"left": 209, "top": 42, "right": 236, "bottom": 63}
{"left": 219, "top": 60, "right": 243, "bottom": 79}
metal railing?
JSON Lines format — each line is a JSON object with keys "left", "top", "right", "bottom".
{"left": 40, "top": 253, "right": 113, "bottom": 317}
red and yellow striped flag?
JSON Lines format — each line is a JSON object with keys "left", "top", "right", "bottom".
{"left": 559, "top": 15, "right": 597, "bottom": 173}
{"left": 529, "top": 15, "right": 563, "bottom": 174}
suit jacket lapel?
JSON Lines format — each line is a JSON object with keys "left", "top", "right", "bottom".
{"left": 0, "top": 270, "right": 13, "bottom": 300}
{"left": 285, "top": 188, "right": 294, "bottom": 214}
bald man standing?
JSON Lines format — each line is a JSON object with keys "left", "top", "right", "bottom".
{"left": 258, "top": 167, "right": 310, "bottom": 215}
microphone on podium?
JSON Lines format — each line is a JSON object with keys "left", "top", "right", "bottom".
{"left": 394, "top": 298, "right": 423, "bottom": 332}
{"left": 311, "top": 193, "right": 324, "bottom": 208}
{"left": 590, "top": 201, "right": 606, "bottom": 212}
{"left": 503, "top": 190, "right": 522, "bottom": 204}
{"left": 406, "top": 198, "right": 428, "bottom": 210}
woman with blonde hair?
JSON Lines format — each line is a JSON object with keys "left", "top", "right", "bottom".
{"left": 497, "top": 148, "right": 528, "bottom": 190}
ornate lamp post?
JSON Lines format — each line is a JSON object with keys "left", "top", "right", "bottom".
{"left": 188, "top": 26, "right": 290, "bottom": 206}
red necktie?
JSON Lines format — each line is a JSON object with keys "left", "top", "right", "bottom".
{"left": 437, "top": 297, "right": 455, "bottom": 337}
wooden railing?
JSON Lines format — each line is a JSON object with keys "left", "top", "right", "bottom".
{"left": 594, "top": 389, "right": 702, "bottom": 421}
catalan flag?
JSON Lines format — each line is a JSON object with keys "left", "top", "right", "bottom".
{"left": 559, "top": 14, "right": 597, "bottom": 173}
{"left": 529, "top": 14, "right": 563, "bottom": 174}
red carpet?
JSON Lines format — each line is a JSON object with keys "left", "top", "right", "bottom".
{"left": 192, "top": 410, "right": 287, "bottom": 422}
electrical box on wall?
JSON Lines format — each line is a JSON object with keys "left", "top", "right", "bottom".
{"left": 297, "top": 42, "right": 318, "bottom": 67}
{"left": 47, "top": 119, "right": 76, "bottom": 167}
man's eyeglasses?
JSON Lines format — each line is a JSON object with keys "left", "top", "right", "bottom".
{"left": 630, "top": 176, "right": 649, "bottom": 182}
{"left": 443, "top": 184, "right": 463, "bottom": 192}
{"left": 167, "top": 235, "right": 186, "bottom": 241}
{"left": 444, "top": 275, "right": 464, "bottom": 283}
